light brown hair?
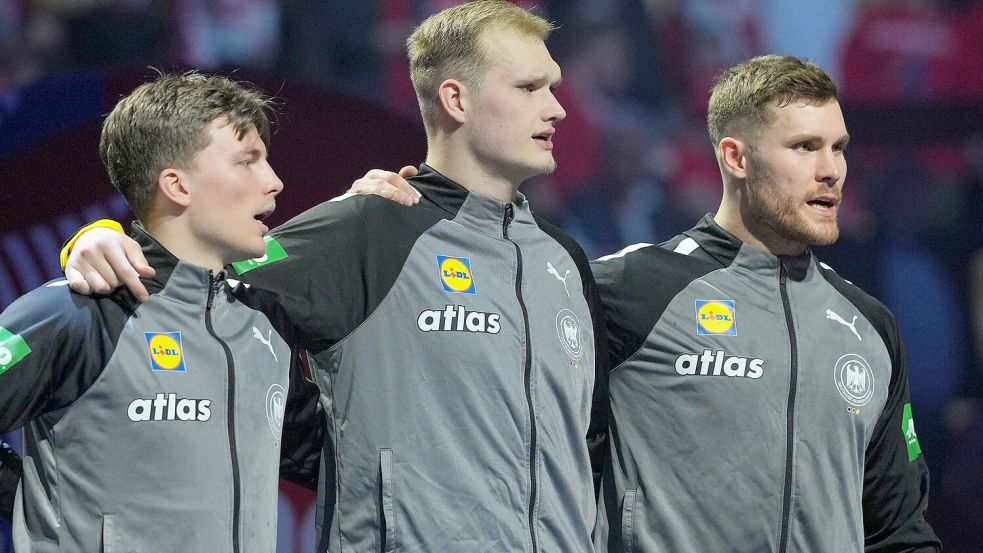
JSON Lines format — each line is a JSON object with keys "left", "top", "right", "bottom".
{"left": 707, "top": 55, "right": 839, "bottom": 147}
{"left": 99, "top": 71, "right": 273, "bottom": 219}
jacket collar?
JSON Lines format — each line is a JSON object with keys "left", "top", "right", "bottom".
{"left": 131, "top": 222, "right": 222, "bottom": 303}
{"left": 684, "top": 213, "right": 812, "bottom": 281}
{"left": 409, "top": 164, "right": 537, "bottom": 238}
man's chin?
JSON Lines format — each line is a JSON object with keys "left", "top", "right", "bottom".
{"left": 804, "top": 222, "right": 840, "bottom": 247}
{"left": 236, "top": 244, "right": 268, "bottom": 263}
{"left": 542, "top": 159, "right": 557, "bottom": 176}
{"left": 511, "top": 159, "right": 557, "bottom": 185}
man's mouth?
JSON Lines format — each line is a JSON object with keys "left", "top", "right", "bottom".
{"left": 806, "top": 195, "right": 839, "bottom": 212}
{"left": 533, "top": 129, "right": 555, "bottom": 149}
{"left": 254, "top": 206, "right": 275, "bottom": 231}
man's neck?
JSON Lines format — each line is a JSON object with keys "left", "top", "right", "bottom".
{"left": 424, "top": 147, "right": 519, "bottom": 203}
{"left": 713, "top": 202, "right": 808, "bottom": 257}
{"left": 144, "top": 218, "right": 226, "bottom": 273}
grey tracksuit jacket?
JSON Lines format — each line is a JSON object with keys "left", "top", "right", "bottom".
{"left": 235, "top": 165, "right": 608, "bottom": 553}
{"left": 0, "top": 227, "right": 319, "bottom": 553}
{"left": 591, "top": 215, "right": 940, "bottom": 553}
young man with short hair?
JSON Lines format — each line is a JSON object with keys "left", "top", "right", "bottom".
{"left": 240, "top": 3, "right": 605, "bottom": 550}
{"left": 591, "top": 55, "right": 940, "bottom": 552}
{"left": 0, "top": 72, "right": 320, "bottom": 551}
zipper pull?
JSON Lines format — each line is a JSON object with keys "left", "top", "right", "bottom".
{"left": 503, "top": 204, "right": 515, "bottom": 238}
{"left": 206, "top": 270, "right": 220, "bottom": 309}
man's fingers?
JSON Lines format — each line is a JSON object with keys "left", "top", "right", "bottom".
{"left": 349, "top": 174, "right": 419, "bottom": 207}
{"left": 387, "top": 169, "right": 420, "bottom": 204}
{"left": 349, "top": 179, "right": 385, "bottom": 196}
{"left": 363, "top": 169, "right": 398, "bottom": 181}
{"left": 124, "top": 240, "right": 155, "bottom": 277}
{"left": 118, "top": 272, "right": 150, "bottom": 301}
{"left": 99, "top": 243, "right": 145, "bottom": 300}
{"left": 76, "top": 263, "right": 115, "bottom": 295}
{"left": 123, "top": 239, "right": 154, "bottom": 301}
{"left": 65, "top": 268, "right": 92, "bottom": 295}
{"left": 75, "top": 246, "right": 122, "bottom": 289}
{"left": 63, "top": 228, "right": 148, "bottom": 297}
{"left": 374, "top": 183, "right": 415, "bottom": 207}
{"left": 379, "top": 183, "right": 417, "bottom": 207}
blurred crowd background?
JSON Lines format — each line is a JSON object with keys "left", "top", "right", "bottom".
{"left": 0, "top": 0, "right": 981, "bottom": 551}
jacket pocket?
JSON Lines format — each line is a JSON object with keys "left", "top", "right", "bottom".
{"left": 379, "top": 448, "right": 397, "bottom": 552}
{"left": 621, "top": 489, "right": 637, "bottom": 553}
{"left": 101, "top": 514, "right": 116, "bottom": 553}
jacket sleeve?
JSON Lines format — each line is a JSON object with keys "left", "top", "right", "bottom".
{"left": 279, "top": 350, "right": 323, "bottom": 491}
{"left": 0, "top": 283, "right": 110, "bottom": 432}
{"left": 862, "top": 318, "right": 941, "bottom": 553}
{"left": 583, "top": 262, "right": 611, "bottom": 493}
{"left": 232, "top": 197, "right": 423, "bottom": 352}
{"left": 0, "top": 440, "right": 21, "bottom": 521}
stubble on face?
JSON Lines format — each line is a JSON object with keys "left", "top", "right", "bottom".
{"left": 542, "top": 157, "right": 558, "bottom": 175}
{"left": 744, "top": 150, "right": 840, "bottom": 250}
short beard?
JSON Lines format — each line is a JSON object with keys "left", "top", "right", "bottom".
{"left": 543, "top": 158, "right": 557, "bottom": 176}
{"left": 745, "top": 157, "right": 839, "bottom": 249}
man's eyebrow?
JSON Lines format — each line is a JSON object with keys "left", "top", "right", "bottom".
{"left": 786, "top": 133, "right": 850, "bottom": 145}
{"left": 787, "top": 133, "right": 821, "bottom": 143}
{"left": 237, "top": 146, "right": 264, "bottom": 158}
{"left": 515, "top": 74, "right": 563, "bottom": 88}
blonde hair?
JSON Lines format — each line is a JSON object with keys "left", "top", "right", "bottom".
{"left": 407, "top": 0, "right": 554, "bottom": 135}
{"left": 707, "top": 55, "right": 838, "bottom": 147}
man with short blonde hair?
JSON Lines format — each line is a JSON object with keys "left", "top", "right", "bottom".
{"left": 407, "top": 0, "right": 554, "bottom": 136}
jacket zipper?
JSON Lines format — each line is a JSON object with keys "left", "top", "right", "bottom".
{"left": 206, "top": 272, "right": 242, "bottom": 553}
{"left": 504, "top": 204, "right": 539, "bottom": 553}
{"left": 777, "top": 262, "right": 798, "bottom": 553}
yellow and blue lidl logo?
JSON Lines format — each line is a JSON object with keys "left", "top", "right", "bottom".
{"left": 145, "top": 332, "right": 187, "bottom": 372}
{"left": 696, "top": 300, "right": 737, "bottom": 336}
{"left": 437, "top": 255, "right": 476, "bottom": 294}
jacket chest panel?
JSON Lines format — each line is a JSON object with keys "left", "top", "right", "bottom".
{"left": 320, "top": 220, "right": 594, "bottom": 396}
{"left": 48, "top": 294, "right": 289, "bottom": 449}
{"left": 783, "top": 279, "right": 891, "bottom": 444}
{"left": 615, "top": 264, "right": 888, "bottom": 445}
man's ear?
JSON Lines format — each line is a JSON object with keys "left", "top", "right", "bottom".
{"left": 719, "top": 136, "right": 749, "bottom": 181}
{"left": 437, "top": 79, "right": 467, "bottom": 124}
{"left": 157, "top": 167, "right": 192, "bottom": 208}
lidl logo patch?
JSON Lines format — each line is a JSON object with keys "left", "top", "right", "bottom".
{"left": 696, "top": 300, "right": 737, "bottom": 336}
{"left": 902, "top": 403, "right": 922, "bottom": 462}
{"left": 0, "top": 326, "right": 31, "bottom": 376}
{"left": 145, "top": 332, "right": 187, "bottom": 373}
{"left": 437, "top": 255, "right": 476, "bottom": 294}
{"left": 230, "top": 235, "right": 288, "bottom": 274}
